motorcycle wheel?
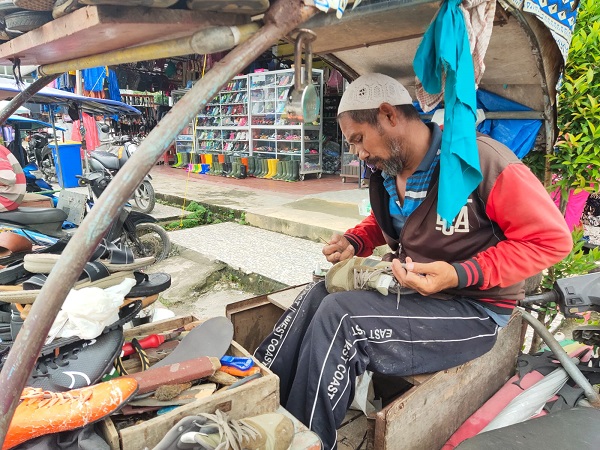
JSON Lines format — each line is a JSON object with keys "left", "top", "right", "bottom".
{"left": 133, "top": 180, "right": 156, "bottom": 214}
{"left": 126, "top": 223, "right": 171, "bottom": 263}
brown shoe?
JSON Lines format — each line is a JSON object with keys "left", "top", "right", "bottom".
{"left": 3, "top": 378, "right": 138, "bottom": 450}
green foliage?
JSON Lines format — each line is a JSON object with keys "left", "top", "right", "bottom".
{"left": 541, "top": 228, "right": 600, "bottom": 291}
{"left": 548, "top": 0, "right": 600, "bottom": 200}
{"left": 164, "top": 202, "right": 246, "bottom": 230}
{"left": 521, "top": 151, "right": 546, "bottom": 182}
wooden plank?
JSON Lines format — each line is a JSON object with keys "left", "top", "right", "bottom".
{"left": 226, "top": 295, "right": 285, "bottom": 353}
{"left": 338, "top": 411, "right": 369, "bottom": 450}
{"left": 267, "top": 285, "right": 307, "bottom": 310}
{"left": 98, "top": 418, "right": 120, "bottom": 450}
{"left": 0, "top": 6, "right": 248, "bottom": 66}
{"left": 123, "top": 314, "right": 194, "bottom": 339}
{"left": 373, "top": 314, "right": 522, "bottom": 450}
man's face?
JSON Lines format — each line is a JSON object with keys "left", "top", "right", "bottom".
{"left": 339, "top": 113, "right": 409, "bottom": 176}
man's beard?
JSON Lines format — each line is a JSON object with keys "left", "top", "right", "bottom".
{"left": 366, "top": 136, "right": 408, "bottom": 175}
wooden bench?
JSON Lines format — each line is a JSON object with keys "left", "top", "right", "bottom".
{"left": 226, "top": 286, "right": 522, "bottom": 450}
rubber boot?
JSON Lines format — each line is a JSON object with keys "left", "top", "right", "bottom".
{"left": 281, "top": 160, "right": 290, "bottom": 181}
{"left": 265, "top": 159, "right": 275, "bottom": 179}
{"left": 264, "top": 159, "right": 273, "bottom": 179}
{"left": 248, "top": 156, "right": 255, "bottom": 177}
{"left": 273, "top": 161, "right": 283, "bottom": 180}
{"left": 173, "top": 152, "right": 183, "bottom": 168}
{"left": 222, "top": 162, "right": 231, "bottom": 177}
{"left": 239, "top": 164, "right": 247, "bottom": 179}
{"left": 290, "top": 160, "right": 300, "bottom": 181}
{"left": 257, "top": 159, "right": 266, "bottom": 178}
{"left": 178, "top": 152, "right": 190, "bottom": 169}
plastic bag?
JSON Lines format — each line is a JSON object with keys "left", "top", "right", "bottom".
{"left": 46, "top": 278, "right": 137, "bottom": 343}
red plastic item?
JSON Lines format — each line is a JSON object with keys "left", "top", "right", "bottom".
{"left": 122, "top": 334, "right": 166, "bottom": 357}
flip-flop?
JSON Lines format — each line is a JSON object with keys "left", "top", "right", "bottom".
{"left": 23, "top": 242, "right": 155, "bottom": 274}
{"left": 0, "top": 261, "right": 29, "bottom": 285}
{"left": 0, "top": 262, "right": 135, "bottom": 304}
{"left": 126, "top": 272, "right": 171, "bottom": 298}
{"left": 152, "top": 316, "right": 233, "bottom": 369}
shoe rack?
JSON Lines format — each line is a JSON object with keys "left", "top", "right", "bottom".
{"left": 248, "top": 68, "right": 323, "bottom": 180}
{"left": 196, "top": 75, "right": 250, "bottom": 157}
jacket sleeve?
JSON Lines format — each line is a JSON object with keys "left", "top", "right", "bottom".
{"left": 453, "top": 163, "right": 573, "bottom": 290}
{"left": 343, "top": 211, "right": 387, "bottom": 257}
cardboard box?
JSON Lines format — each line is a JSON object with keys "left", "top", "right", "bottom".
{"left": 100, "top": 315, "right": 279, "bottom": 450}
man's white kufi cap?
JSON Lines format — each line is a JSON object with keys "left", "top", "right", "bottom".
{"left": 338, "top": 73, "right": 413, "bottom": 115}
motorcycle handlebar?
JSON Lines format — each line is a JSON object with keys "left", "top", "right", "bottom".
{"left": 520, "top": 289, "right": 560, "bottom": 307}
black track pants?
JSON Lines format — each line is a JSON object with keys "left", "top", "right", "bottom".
{"left": 254, "top": 282, "right": 499, "bottom": 450}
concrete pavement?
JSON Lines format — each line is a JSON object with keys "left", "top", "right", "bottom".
{"left": 150, "top": 165, "right": 369, "bottom": 242}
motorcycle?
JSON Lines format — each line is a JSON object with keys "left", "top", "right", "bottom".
{"left": 88, "top": 125, "right": 156, "bottom": 214}
{"left": 0, "top": 171, "right": 170, "bottom": 263}
{"left": 27, "top": 131, "right": 56, "bottom": 184}
{"left": 77, "top": 171, "right": 170, "bottom": 262}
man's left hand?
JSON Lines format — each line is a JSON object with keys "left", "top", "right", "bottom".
{"left": 392, "top": 257, "right": 459, "bottom": 296}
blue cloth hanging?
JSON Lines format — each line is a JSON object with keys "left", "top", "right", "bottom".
{"left": 82, "top": 67, "right": 107, "bottom": 92}
{"left": 413, "top": 0, "right": 482, "bottom": 226}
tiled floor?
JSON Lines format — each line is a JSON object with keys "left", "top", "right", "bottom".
{"left": 152, "top": 164, "right": 363, "bottom": 196}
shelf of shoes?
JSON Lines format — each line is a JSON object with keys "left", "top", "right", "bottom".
{"left": 195, "top": 75, "right": 250, "bottom": 158}
{"left": 248, "top": 68, "right": 323, "bottom": 180}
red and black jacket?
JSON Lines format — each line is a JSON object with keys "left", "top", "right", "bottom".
{"left": 344, "top": 134, "right": 572, "bottom": 314}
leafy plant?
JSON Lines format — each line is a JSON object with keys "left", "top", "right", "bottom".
{"left": 547, "top": 0, "right": 600, "bottom": 203}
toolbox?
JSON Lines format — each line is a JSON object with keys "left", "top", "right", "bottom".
{"left": 99, "top": 315, "right": 279, "bottom": 450}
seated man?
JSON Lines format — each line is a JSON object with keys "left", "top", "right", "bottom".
{"left": 0, "top": 144, "right": 25, "bottom": 212}
{"left": 254, "top": 73, "right": 572, "bottom": 449}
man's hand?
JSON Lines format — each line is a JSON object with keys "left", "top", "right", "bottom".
{"left": 322, "top": 234, "right": 355, "bottom": 263}
{"left": 392, "top": 257, "right": 459, "bottom": 296}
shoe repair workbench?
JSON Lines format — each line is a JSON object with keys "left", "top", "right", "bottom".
{"left": 226, "top": 285, "right": 523, "bottom": 450}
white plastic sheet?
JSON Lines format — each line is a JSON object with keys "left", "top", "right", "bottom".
{"left": 46, "top": 278, "right": 137, "bottom": 343}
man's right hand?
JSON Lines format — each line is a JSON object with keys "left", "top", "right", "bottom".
{"left": 322, "top": 234, "right": 355, "bottom": 263}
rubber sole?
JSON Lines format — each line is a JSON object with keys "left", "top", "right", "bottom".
{"left": 23, "top": 254, "right": 155, "bottom": 274}
{"left": 0, "top": 270, "right": 135, "bottom": 304}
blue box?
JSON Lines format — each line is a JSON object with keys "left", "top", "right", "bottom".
{"left": 49, "top": 141, "right": 82, "bottom": 188}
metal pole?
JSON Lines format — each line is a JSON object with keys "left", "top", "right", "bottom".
{"left": 37, "top": 24, "right": 260, "bottom": 76}
{"left": 0, "top": 0, "right": 317, "bottom": 443}
{"left": 0, "top": 75, "right": 60, "bottom": 125}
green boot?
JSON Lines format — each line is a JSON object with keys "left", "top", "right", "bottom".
{"left": 248, "top": 156, "right": 255, "bottom": 177}
{"left": 273, "top": 161, "right": 283, "bottom": 180}
{"left": 290, "top": 160, "right": 300, "bottom": 181}
{"left": 172, "top": 152, "right": 183, "bottom": 168}
{"left": 283, "top": 160, "right": 292, "bottom": 181}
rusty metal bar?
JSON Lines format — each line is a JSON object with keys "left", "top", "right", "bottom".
{"left": 0, "top": 0, "right": 318, "bottom": 444}
{"left": 37, "top": 23, "right": 259, "bottom": 76}
{"left": 0, "top": 75, "right": 60, "bottom": 124}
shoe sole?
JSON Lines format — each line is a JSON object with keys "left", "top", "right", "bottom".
{"left": 0, "top": 271, "right": 135, "bottom": 304}
{"left": 23, "top": 253, "right": 155, "bottom": 274}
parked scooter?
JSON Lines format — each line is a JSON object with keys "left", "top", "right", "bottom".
{"left": 77, "top": 171, "right": 170, "bottom": 262}
{"left": 27, "top": 131, "right": 56, "bottom": 184}
{"left": 88, "top": 125, "right": 155, "bottom": 214}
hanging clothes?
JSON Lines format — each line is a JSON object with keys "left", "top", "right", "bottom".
{"left": 413, "top": 0, "right": 482, "bottom": 226}
{"left": 71, "top": 112, "right": 100, "bottom": 151}
{"left": 82, "top": 67, "right": 108, "bottom": 93}
{"left": 502, "top": 0, "right": 580, "bottom": 63}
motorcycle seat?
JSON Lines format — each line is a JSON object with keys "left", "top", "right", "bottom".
{"left": 0, "top": 207, "right": 68, "bottom": 226}
{"left": 90, "top": 151, "right": 120, "bottom": 171}
{"left": 456, "top": 407, "right": 600, "bottom": 450}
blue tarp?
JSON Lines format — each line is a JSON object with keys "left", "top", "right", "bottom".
{"left": 6, "top": 115, "right": 67, "bottom": 131}
{"left": 476, "top": 90, "right": 542, "bottom": 159}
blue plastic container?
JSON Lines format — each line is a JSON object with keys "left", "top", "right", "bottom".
{"left": 49, "top": 141, "right": 82, "bottom": 188}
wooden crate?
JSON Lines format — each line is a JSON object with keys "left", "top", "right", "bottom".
{"left": 100, "top": 315, "right": 279, "bottom": 450}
